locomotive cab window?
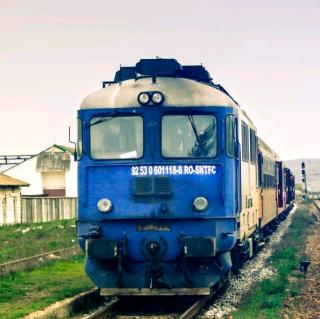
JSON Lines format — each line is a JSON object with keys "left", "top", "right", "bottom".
{"left": 226, "top": 115, "right": 236, "bottom": 157}
{"left": 90, "top": 116, "right": 143, "bottom": 159}
{"left": 162, "top": 115, "right": 217, "bottom": 158}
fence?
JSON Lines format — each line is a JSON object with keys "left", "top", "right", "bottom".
{"left": 0, "top": 188, "right": 21, "bottom": 225}
{"left": 21, "top": 197, "right": 77, "bottom": 223}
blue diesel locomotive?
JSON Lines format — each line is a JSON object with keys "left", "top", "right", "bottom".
{"left": 76, "top": 58, "right": 294, "bottom": 296}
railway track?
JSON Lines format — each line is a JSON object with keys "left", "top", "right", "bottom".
{"left": 308, "top": 194, "right": 320, "bottom": 222}
{"left": 84, "top": 298, "right": 118, "bottom": 319}
{"left": 83, "top": 293, "right": 214, "bottom": 319}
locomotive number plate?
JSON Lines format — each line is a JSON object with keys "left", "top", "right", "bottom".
{"left": 131, "top": 165, "right": 216, "bottom": 176}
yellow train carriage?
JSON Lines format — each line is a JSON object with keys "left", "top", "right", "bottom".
{"left": 257, "top": 138, "right": 278, "bottom": 228}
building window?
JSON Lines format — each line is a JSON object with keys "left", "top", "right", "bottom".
{"left": 241, "top": 121, "right": 249, "bottom": 162}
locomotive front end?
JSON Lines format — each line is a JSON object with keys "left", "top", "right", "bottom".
{"left": 77, "top": 59, "right": 240, "bottom": 295}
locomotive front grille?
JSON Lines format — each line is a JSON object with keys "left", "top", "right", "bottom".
{"left": 133, "top": 176, "right": 172, "bottom": 197}
{"left": 154, "top": 176, "right": 171, "bottom": 195}
{"left": 133, "top": 176, "right": 153, "bottom": 195}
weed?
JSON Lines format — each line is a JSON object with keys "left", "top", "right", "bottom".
{"left": 261, "top": 295, "right": 282, "bottom": 308}
{"left": 230, "top": 206, "right": 314, "bottom": 318}
{"left": 289, "top": 283, "right": 300, "bottom": 297}
{"left": 0, "top": 255, "right": 93, "bottom": 319}
{"left": 0, "top": 219, "right": 77, "bottom": 263}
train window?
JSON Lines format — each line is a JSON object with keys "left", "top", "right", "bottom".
{"left": 90, "top": 116, "right": 143, "bottom": 159}
{"left": 226, "top": 115, "right": 236, "bottom": 157}
{"left": 241, "top": 122, "right": 249, "bottom": 162}
{"left": 162, "top": 115, "right": 217, "bottom": 158}
{"left": 250, "top": 129, "right": 257, "bottom": 164}
{"left": 77, "top": 119, "right": 83, "bottom": 160}
{"left": 262, "top": 158, "right": 276, "bottom": 188}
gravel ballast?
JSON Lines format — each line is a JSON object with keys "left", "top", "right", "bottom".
{"left": 200, "top": 205, "right": 298, "bottom": 318}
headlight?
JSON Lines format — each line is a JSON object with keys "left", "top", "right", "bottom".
{"left": 97, "top": 198, "right": 112, "bottom": 213}
{"left": 193, "top": 196, "right": 208, "bottom": 212}
{"left": 151, "top": 92, "right": 164, "bottom": 105}
{"left": 138, "top": 92, "right": 150, "bottom": 105}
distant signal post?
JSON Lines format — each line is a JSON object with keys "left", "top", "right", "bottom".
{"left": 301, "top": 161, "right": 308, "bottom": 199}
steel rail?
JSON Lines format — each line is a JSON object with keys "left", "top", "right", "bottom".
{"left": 178, "top": 295, "right": 212, "bottom": 319}
{"left": 83, "top": 294, "right": 211, "bottom": 319}
{"left": 312, "top": 198, "right": 320, "bottom": 211}
{"left": 84, "top": 298, "right": 119, "bottom": 319}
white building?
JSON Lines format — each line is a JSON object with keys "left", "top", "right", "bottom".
{"left": 3, "top": 145, "right": 77, "bottom": 197}
{"left": 0, "top": 173, "right": 29, "bottom": 225}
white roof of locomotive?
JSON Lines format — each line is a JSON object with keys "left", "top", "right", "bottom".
{"left": 80, "top": 77, "right": 238, "bottom": 109}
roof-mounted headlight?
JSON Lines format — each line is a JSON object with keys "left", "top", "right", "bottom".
{"left": 193, "top": 196, "right": 208, "bottom": 212}
{"left": 97, "top": 198, "right": 112, "bottom": 213}
{"left": 138, "top": 92, "right": 150, "bottom": 105}
{"left": 151, "top": 92, "right": 165, "bottom": 105}
{"left": 138, "top": 91, "right": 165, "bottom": 106}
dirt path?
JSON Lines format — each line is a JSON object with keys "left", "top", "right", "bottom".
{"left": 284, "top": 208, "right": 320, "bottom": 319}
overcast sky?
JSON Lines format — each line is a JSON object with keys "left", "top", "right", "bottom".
{"left": 0, "top": 0, "right": 319, "bottom": 160}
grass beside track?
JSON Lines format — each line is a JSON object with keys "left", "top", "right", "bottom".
{"left": 0, "top": 219, "right": 77, "bottom": 263}
{"left": 0, "top": 254, "right": 94, "bottom": 319}
{"left": 230, "top": 200, "right": 314, "bottom": 319}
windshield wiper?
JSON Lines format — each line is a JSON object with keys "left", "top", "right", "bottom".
{"left": 88, "top": 111, "right": 118, "bottom": 127}
{"left": 187, "top": 115, "right": 201, "bottom": 145}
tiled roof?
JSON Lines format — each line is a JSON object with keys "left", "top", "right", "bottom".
{"left": 0, "top": 173, "right": 29, "bottom": 187}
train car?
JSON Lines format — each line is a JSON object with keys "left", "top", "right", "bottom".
{"left": 285, "top": 168, "right": 295, "bottom": 208}
{"left": 252, "top": 138, "right": 294, "bottom": 237}
{"left": 258, "top": 138, "right": 279, "bottom": 232}
{"left": 76, "top": 58, "right": 294, "bottom": 296}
